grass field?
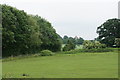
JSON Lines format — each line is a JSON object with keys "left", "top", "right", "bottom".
{"left": 0, "top": 60, "right": 2, "bottom": 79}
{"left": 2, "top": 52, "right": 118, "bottom": 78}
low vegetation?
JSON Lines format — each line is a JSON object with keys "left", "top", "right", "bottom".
{"left": 62, "top": 48, "right": 114, "bottom": 54}
{"left": 83, "top": 40, "right": 106, "bottom": 49}
{"left": 2, "top": 48, "right": 116, "bottom": 62}
{"left": 40, "top": 50, "right": 54, "bottom": 56}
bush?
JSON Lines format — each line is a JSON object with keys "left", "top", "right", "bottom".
{"left": 63, "top": 50, "right": 79, "bottom": 54}
{"left": 62, "top": 48, "right": 113, "bottom": 54}
{"left": 83, "top": 40, "right": 107, "bottom": 49}
{"left": 40, "top": 50, "right": 54, "bottom": 56}
{"left": 79, "top": 48, "right": 113, "bottom": 53}
{"left": 33, "top": 54, "right": 41, "bottom": 57}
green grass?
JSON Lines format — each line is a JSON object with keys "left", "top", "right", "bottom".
{"left": 0, "top": 60, "right": 2, "bottom": 79}
{"left": 2, "top": 52, "right": 118, "bottom": 78}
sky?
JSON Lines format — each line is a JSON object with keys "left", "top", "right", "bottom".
{"left": 1, "top": 0, "right": 119, "bottom": 40}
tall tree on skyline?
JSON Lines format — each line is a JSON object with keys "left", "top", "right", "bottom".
{"left": 97, "top": 18, "right": 120, "bottom": 47}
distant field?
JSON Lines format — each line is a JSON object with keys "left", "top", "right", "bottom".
{"left": 2, "top": 52, "right": 118, "bottom": 78}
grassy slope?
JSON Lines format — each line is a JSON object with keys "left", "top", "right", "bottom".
{"left": 2, "top": 52, "right": 118, "bottom": 78}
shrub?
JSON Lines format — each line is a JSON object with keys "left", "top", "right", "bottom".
{"left": 63, "top": 50, "right": 79, "bottom": 54}
{"left": 83, "top": 40, "right": 93, "bottom": 49}
{"left": 83, "top": 40, "right": 107, "bottom": 49}
{"left": 33, "top": 54, "right": 41, "bottom": 57}
{"left": 40, "top": 50, "right": 54, "bottom": 56}
{"left": 62, "top": 48, "right": 113, "bottom": 54}
{"left": 79, "top": 48, "right": 113, "bottom": 53}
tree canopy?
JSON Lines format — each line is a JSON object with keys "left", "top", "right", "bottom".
{"left": 2, "top": 4, "right": 61, "bottom": 57}
{"left": 63, "top": 40, "right": 76, "bottom": 51}
{"left": 97, "top": 18, "right": 120, "bottom": 47}
{"left": 62, "top": 35, "right": 84, "bottom": 45}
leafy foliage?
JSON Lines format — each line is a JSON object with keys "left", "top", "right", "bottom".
{"left": 79, "top": 48, "right": 113, "bottom": 53}
{"left": 62, "top": 35, "right": 84, "bottom": 45}
{"left": 40, "top": 50, "right": 54, "bottom": 56}
{"left": 83, "top": 40, "right": 106, "bottom": 49}
{"left": 2, "top": 4, "right": 33, "bottom": 56}
{"left": 33, "top": 15, "right": 62, "bottom": 52}
{"left": 63, "top": 40, "right": 76, "bottom": 51}
{"left": 115, "top": 38, "right": 120, "bottom": 47}
{"left": 97, "top": 18, "right": 120, "bottom": 47}
{"left": 2, "top": 4, "right": 61, "bottom": 57}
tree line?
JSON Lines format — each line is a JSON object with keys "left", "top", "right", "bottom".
{"left": 1, "top": 4, "right": 120, "bottom": 57}
{"left": 2, "top": 4, "right": 61, "bottom": 57}
{"left": 62, "top": 35, "right": 84, "bottom": 45}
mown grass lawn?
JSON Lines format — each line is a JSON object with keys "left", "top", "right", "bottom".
{"left": 2, "top": 52, "right": 118, "bottom": 78}
{"left": 0, "top": 60, "right": 2, "bottom": 79}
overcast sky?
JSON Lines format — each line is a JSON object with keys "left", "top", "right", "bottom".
{"left": 1, "top": 0, "right": 119, "bottom": 40}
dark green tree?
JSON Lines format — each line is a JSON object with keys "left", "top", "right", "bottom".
{"left": 2, "top": 5, "right": 34, "bottom": 56}
{"left": 2, "top": 4, "right": 62, "bottom": 57}
{"left": 69, "top": 37, "right": 76, "bottom": 44}
{"left": 63, "top": 35, "right": 69, "bottom": 44}
{"left": 63, "top": 40, "right": 76, "bottom": 51}
{"left": 33, "top": 15, "right": 62, "bottom": 52}
{"left": 76, "top": 37, "right": 84, "bottom": 45}
{"left": 97, "top": 18, "right": 120, "bottom": 47}
{"left": 63, "top": 35, "right": 84, "bottom": 45}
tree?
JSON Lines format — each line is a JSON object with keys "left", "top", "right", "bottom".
{"left": 63, "top": 35, "right": 84, "bottom": 45}
{"left": 63, "top": 35, "right": 69, "bottom": 44}
{"left": 2, "top": 4, "right": 62, "bottom": 57}
{"left": 76, "top": 37, "right": 84, "bottom": 45}
{"left": 63, "top": 40, "right": 76, "bottom": 51}
{"left": 33, "top": 15, "right": 62, "bottom": 52}
{"left": 97, "top": 18, "right": 120, "bottom": 47}
{"left": 69, "top": 37, "right": 76, "bottom": 44}
{"left": 2, "top": 5, "right": 35, "bottom": 56}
